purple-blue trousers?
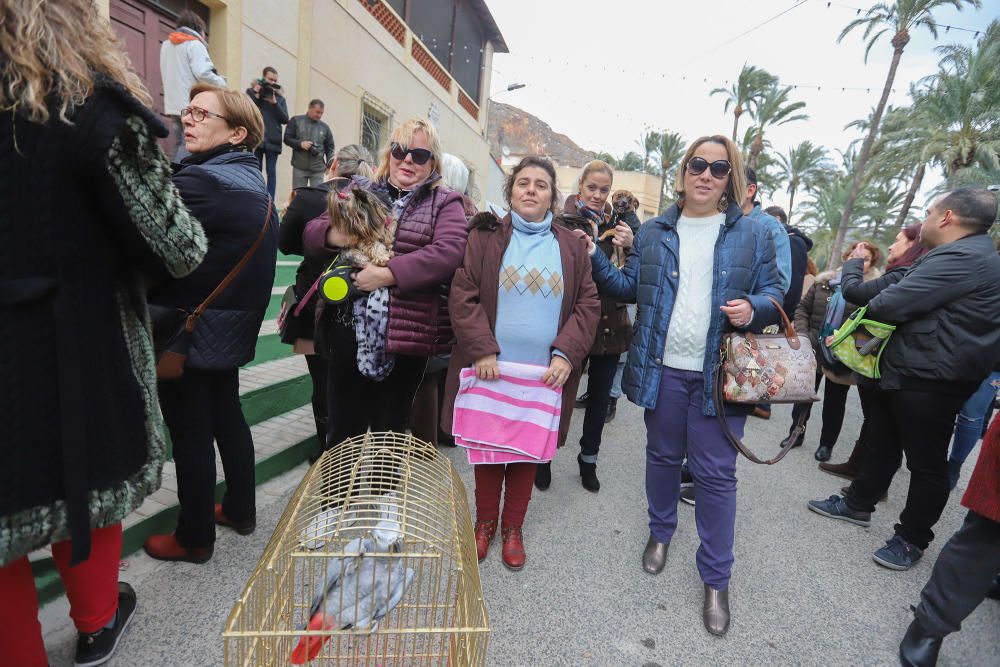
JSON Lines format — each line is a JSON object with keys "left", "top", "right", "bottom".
{"left": 644, "top": 366, "right": 745, "bottom": 590}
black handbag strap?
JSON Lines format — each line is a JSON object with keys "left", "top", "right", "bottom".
{"left": 184, "top": 199, "right": 273, "bottom": 332}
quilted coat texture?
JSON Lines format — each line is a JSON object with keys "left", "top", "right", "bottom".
{"left": 590, "top": 201, "right": 783, "bottom": 414}
{"left": 0, "top": 79, "right": 207, "bottom": 564}
{"left": 150, "top": 148, "right": 277, "bottom": 369}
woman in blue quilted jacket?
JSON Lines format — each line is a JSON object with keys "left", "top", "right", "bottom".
{"left": 144, "top": 84, "right": 278, "bottom": 564}
{"left": 582, "top": 135, "right": 782, "bottom": 636}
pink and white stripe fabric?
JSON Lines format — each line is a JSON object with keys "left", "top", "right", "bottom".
{"left": 452, "top": 361, "right": 562, "bottom": 465}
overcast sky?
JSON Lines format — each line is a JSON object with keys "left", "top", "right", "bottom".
{"left": 486, "top": 0, "right": 999, "bottom": 212}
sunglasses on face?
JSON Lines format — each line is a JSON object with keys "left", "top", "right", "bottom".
{"left": 390, "top": 142, "right": 433, "bottom": 165}
{"left": 686, "top": 156, "right": 732, "bottom": 179}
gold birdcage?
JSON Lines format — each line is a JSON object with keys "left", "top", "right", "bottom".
{"left": 223, "top": 432, "right": 489, "bottom": 666}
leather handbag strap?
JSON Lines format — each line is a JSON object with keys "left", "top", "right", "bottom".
{"left": 713, "top": 369, "right": 807, "bottom": 465}
{"left": 185, "top": 199, "right": 273, "bottom": 332}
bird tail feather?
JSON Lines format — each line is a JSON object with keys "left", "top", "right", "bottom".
{"left": 290, "top": 612, "right": 336, "bottom": 664}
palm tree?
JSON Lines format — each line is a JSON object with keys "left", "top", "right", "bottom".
{"left": 827, "top": 0, "right": 982, "bottom": 269}
{"left": 655, "top": 131, "right": 685, "bottom": 211}
{"left": 711, "top": 64, "right": 777, "bottom": 142}
{"left": 638, "top": 129, "right": 661, "bottom": 173}
{"left": 774, "top": 141, "right": 832, "bottom": 224}
{"left": 616, "top": 151, "right": 645, "bottom": 172}
{"left": 747, "top": 84, "right": 808, "bottom": 170}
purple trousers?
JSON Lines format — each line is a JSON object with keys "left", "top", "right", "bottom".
{"left": 644, "top": 367, "right": 745, "bottom": 589}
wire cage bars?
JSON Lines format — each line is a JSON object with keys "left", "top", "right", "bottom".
{"left": 223, "top": 432, "right": 489, "bottom": 666}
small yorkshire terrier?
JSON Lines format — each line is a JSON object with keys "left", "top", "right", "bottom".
{"left": 326, "top": 187, "right": 396, "bottom": 267}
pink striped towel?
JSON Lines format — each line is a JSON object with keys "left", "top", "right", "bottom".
{"left": 452, "top": 361, "right": 562, "bottom": 465}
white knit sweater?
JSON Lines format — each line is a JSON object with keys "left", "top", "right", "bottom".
{"left": 663, "top": 212, "right": 725, "bottom": 371}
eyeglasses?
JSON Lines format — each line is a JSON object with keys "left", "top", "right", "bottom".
{"left": 180, "top": 106, "right": 227, "bottom": 123}
{"left": 390, "top": 142, "right": 433, "bottom": 165}
{"left": 686, "top": 156, "right": 732, "bottom": 179}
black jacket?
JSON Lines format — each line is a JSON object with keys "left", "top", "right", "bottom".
{"left": 278, "top": 178, "right": 349, "bottom": 338}
{"left": 842, "top": 234, "right": 1000, "bottom": 393}
{"left": 246, "top": 88, "right": 289, "bottom": 154}
{"left": 783, "top": 225, "right": 813, "bottom": 316}
{"left": 151, "top": 147, "right": 278, "bottom": 369}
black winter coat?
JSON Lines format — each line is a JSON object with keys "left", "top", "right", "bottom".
{"left": 841, "top": 234, "right": 1000, "bottom": 393}
{"left": 783, "top": 225, "right": 813, "bottom": 315}
{"left": 150, "top": 147, "right": 277, "bottom": 369}
{"left": 246, "top": 88, "right": 289, "bottom": 154}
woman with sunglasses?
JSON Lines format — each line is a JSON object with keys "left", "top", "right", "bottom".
{"left": 580, "top": 135, "right": 782, "bottom": 636}
{"left": 144, "top": 84, "right": 278, "bottom": 564}
{"left": 306, "top": 118, "right": 469, "bottom": 452}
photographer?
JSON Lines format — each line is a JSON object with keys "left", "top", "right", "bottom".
{"left": 246, "top": 66, "right": 288, "bottom": 199}
{"left": 283, "top": 99, "right": 335, "bottom": 188}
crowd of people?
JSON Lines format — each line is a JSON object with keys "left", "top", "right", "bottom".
{"left": 1, "top": 3, "right": 999, "bottom": 667}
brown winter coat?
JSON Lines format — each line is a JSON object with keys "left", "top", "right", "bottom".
{"left": 441, "top": 212, "right": 600, "bottom": 448}
{"left": 794, "top": 268, "right": 881, "bottom": 384}
{"left": 560, "top": 195, "right": 632, "bottom": 356}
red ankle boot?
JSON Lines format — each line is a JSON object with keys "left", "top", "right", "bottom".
{"left": 214, "top": 503, "right": 256, "bottom": 535}
{"left": 143, "top": 533, "right": 213, "bottom": 564}
{"left": 501, "top": 524, "right": 525, "bottom": 571}
{"left": 474, "top": 520, "right": 497, "bottom": 562}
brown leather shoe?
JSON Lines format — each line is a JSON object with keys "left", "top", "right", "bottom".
{"left": 703, "top": 585, "right": 730, "bottom": 636}
{"left": 214, "top": 503, "right": 256, "bottom": 535}
{"left": 642, "top": 535, "right": 668, "bottom": 574}
{"left": 143, "top": 533, "right": 212, "bottom": 564}
{"left": 474, "top": 520, "right": 497, "bottom": 563}
{"left": 819, "top": 439, "right": 865, "bottom": 480}
{"left": 752, "top": 406, "right": 771, "bottom": 420}
{"left": 501, "top": 523, "right": 525, "bottom": 571}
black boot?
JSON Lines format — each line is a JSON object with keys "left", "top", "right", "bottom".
{"left": 534, "top": 462, "right": 551, "bottom": 491}
{"left": 578, "top": 454, "right": 600, "bottom": 493}
{"left": 779, "top": 429, "right": 805, "bottom": 449}
{"left": 575, "top": 391, "right": 589, "bottom": 409}
{"left": 899, "top": 618, "right": 942, "bottom": 667}
{"left": 987, "top": 575, "right": 1000, "bottom": 600}
{"left": 605, "top": 398, "right": 618, "bottom": 423}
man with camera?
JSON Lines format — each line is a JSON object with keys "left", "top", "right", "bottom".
{"left": 283, "top": 99, "right": 335, "bottom": 189}
{"left": 246, "top": 66, "right": 289, "bottom": 200}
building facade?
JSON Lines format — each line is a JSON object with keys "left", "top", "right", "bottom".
{"left": 100, "top": 0, "right": 507, "bottom": 205}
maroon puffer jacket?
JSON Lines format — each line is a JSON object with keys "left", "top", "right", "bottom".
{"left": 384, "top": 178, "right": 468, "bottom": 356}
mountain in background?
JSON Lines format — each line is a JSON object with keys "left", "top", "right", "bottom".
{"left": 487, "top": 101, "right": 594, "bottom": 167}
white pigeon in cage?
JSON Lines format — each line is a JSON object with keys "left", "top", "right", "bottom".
{"left": 290, "top": 534, "right": 415, "bottom": 664}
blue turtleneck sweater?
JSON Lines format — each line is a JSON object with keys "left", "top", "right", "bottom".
{"left": 495, "top": 211, "right": 565, "bottom": 367}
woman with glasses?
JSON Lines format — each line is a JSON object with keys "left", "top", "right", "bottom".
{"left": 303, "top": 118, "right": 468, "bottom": 451}
{"left": 581, "top": 135, "right": 781, "bottom": 635}
{"left": 143, "top": 84, "right": 278, "bottom": 564}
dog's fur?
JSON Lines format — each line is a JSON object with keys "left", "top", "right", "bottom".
{"left": 597, "top": 189, "right": 639, "bottom": 241}
{"left": 328, "top": 188, "right": 397, "bottom": 267}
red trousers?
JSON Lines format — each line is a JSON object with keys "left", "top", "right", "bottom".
{"left": 474, "top": 463, "right": 536, "bottom": 526}
{"left": 0, "top": 523, "right": 122, "bottom": 667}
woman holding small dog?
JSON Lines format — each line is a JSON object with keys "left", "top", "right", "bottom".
{"left": 582, "top": 135, "right": 781, "bottom": 635}
{"left": 304, "top": 118, "right": 469, "bottom": 450}
{"left": 534, "top": 160, "right": 639, "bottom": 494}
{"left": 442, "top": 156, "right": 600, "bottom": 570}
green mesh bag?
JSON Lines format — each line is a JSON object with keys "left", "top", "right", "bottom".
{"left": 829, "top": 306, "right": 896, "bottom": 379}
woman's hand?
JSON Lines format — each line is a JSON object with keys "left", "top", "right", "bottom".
{"left": 611, "top": 223, "right": 634, "bottom": 249}
{"left": 571, "top": 228, "right": 595, "bottom": 254}
{"left": 720, "top": 299, "right": 753, "bottom": 328}
{"left": 541, "top": 355, "right": 572, "bottom": 388}
{"left": 352, "top": 264, "right": 396, "bottom": 292}
{"left": 474, "top": 354, "right": 500, "bottom": 380}
{"left": 824, "top": 334, "right": 835, "bottom": 347}
{"left": 850, "top": 243, "right": 871, "bottom": 260}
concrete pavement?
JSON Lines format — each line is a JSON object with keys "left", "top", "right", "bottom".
{"left": 40, "top": 393, "right": 999, "bottom": 666}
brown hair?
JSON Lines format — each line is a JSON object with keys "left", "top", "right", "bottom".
{"left": 189, "top": 83, "right": 264, "bottom": 150}
{"left": 806, "top": 256, "right": 819, "bottom": 277}
{"left": 673, "top": 135, "right": 748, "bottom": 212}
{"left": 327, "top": 187, "right": 392, "bottom": 247}
{"left": 844, "top": 239, "right": 883, "bottom": 268}
{"left": 0, "top": 0, "right": 153, "bottom": 124}
{"left": 504, "top": 156, "right": 560, "bottom": 213}
{"left": 375, "top": 117, "right": 444, "bottom": 185}
{"left": 578, "top": 160, "right": 614, "bottom": 191}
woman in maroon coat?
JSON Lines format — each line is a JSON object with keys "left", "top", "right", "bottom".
{"left": 899, "top": 412, "right": 1000, "bottom": 666}
{"left": 441, "top": 156, "right": 600, "bottom": 571}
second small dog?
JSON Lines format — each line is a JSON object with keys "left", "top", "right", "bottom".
{"left": 326, "top": 187, "right": 396, "bottom": 267}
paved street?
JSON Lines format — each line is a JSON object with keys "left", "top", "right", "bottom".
{"left": 41, "top": 393, "right": 999, "bottom": 666}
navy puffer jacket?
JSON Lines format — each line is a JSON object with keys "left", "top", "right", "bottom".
{"left": 150, "top": 148, "right": 277, "bottom": 368}
{"left": 591, "top": 201, "right": 783, "bottom": 414}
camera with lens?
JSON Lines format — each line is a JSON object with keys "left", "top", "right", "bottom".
{"left": 307, "top": 144, "right": 323, "bottom": 156}
{"left": 256, "top": 77, "right": 281, "bottom": 101}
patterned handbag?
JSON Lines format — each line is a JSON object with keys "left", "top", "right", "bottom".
{"left": 714, "top": 296, "right": 819, "bottom": 464}
{"left": 829, "top": 305, "right": 895, "bottom": 379}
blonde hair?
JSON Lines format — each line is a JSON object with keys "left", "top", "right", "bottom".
{"left": 0, "top": 0, "right": 153, "bottom": 123}
{"left": 189, "top": 83, "right": 264, "bottom": 150}
{"left": 578, "top": 160, "right": 614, "bottom": 191}
{"left": 674, "top": 135, "right": 748, "bottom": 212}
{"left": 332, "top": 144, "right": 374, "bottom": 179}
{"left": 375, "top": 117, "right": 444, "bottom": 185}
